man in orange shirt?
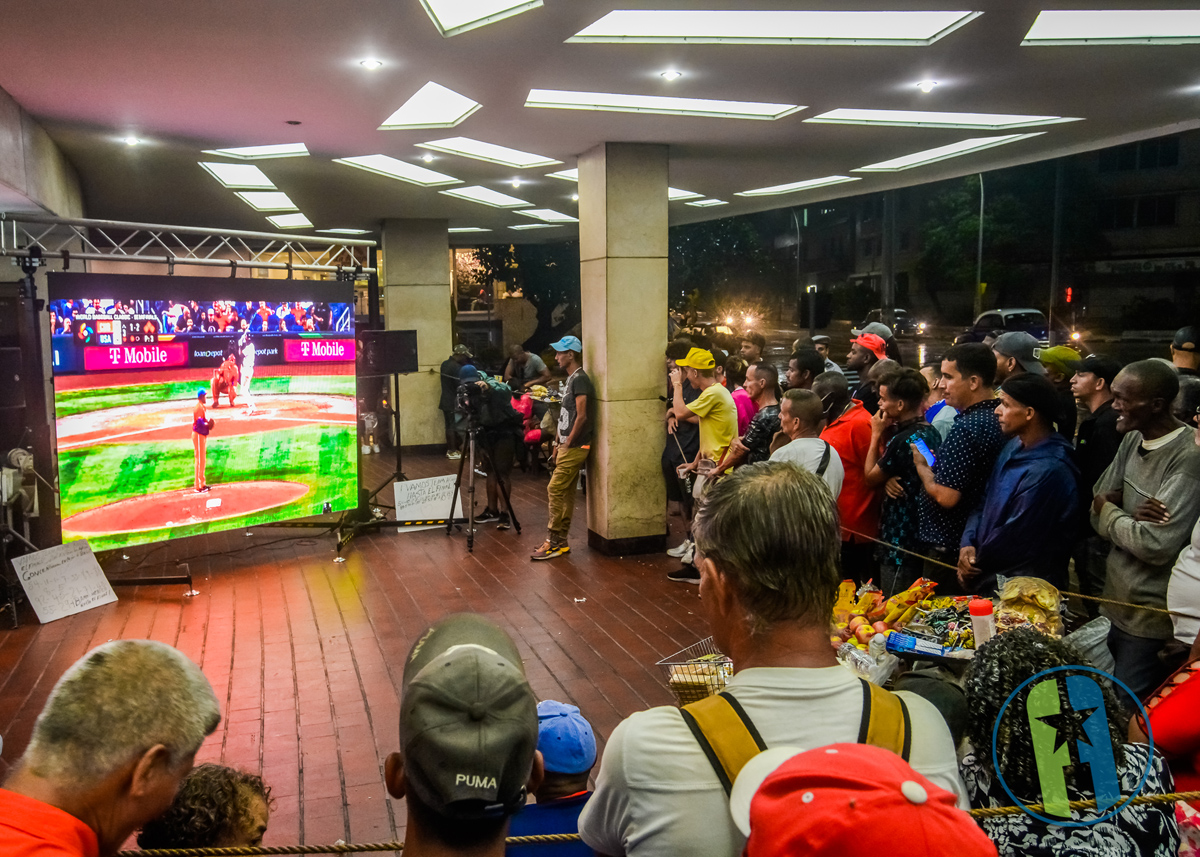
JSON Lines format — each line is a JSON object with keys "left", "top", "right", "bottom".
{"left": 814, "top": 371, "right": 881, "bottom": 584}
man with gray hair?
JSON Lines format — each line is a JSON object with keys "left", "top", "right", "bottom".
{"left": 578, "top": 463, "right": 965, "bottom": 857}
{"left": 0, "top": 640, "right": 220, "bottom": 857}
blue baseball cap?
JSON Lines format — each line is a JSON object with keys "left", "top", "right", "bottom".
{"left": 550, "top": 335, "right": 582, "bottom": 354}
{"left": 459, "top": 364, "right": 481, "bottom": 383}
{"left": 197, "top": 389, "right": 207, "bottom": 398}
{"left": 536, "top": 700, "right": 596, "bottom": 775}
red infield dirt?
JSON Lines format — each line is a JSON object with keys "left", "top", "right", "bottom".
{"left": 57, "top": 394, "right": 355, "bottom": 450}
{"left": 62, "top": 480, "right": 311, "bottom": 536}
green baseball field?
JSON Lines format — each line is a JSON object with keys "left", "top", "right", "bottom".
{"left": 54, "top": 369, "right": 358, "bottom": 552}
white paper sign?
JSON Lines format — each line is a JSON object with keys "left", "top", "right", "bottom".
{"left": 10, "top": 540, "right": 118, "bottom": 624}
{"left": 393, "top": 475, "right": 464, "bottom": 532}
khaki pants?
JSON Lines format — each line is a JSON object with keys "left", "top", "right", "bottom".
{"left": 547, "top": 446, "right": 589, "bottom": 543}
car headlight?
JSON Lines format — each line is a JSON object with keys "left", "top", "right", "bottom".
{"left": 918, "top": 322, "right": 927, "bottom": 330}
{"left": 1071, "top": 331, "right": 1081, "bottom": 341}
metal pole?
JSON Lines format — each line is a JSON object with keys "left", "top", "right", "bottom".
{"left": 881, "top": 190, "right": 896, "bottom": 330}
{"left": 974, "top": 174, "right": 985, "bottom": 318}
{"left": 790, "top": 208, "right": 801, "bottom": 325}
{"left": 807, "top": 285, "right": 817, "bottom": 340}
{"left": 1048, "top": 159, "right": 1064, "bottom": 345}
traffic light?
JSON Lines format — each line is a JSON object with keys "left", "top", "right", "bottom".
{"left": 1064, "top": 287, "right": 1073, "bottom": 304}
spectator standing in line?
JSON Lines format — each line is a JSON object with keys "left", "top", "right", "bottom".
{"left": 1174, "top": 376, "right": 1200, "bottom": 427}
{"left": 662, "top": 340, "right": 701, "bottom": 528}
{"left": 383, "top": 614, "right": 542, "bottom": 857}
{"left": 958, "top": 374, "right": 1080, "bottom": 594}
{"left": 864, "top": 368, "right": 943, "bottom": 597}
{"left": 439, "top": 344, "right": 473, "bottom": 460}
{"left": 809, "top": 334, "right": 842, "bottom": 374}
{"left": 1068, "top": 354, "right": 1124, "bottom": 614}
{"left": 725, "top": 355, "right": 757, "bottom": 435}
{"left": 137, "top": 765, "right": 272, "bottom": 850}
{"left": 507, "top": 701, "right": 596, "bottom": 857}
{"left": 0, "top": 640, "right": 221, "bottom": 857}
{"left": 1166, "top": 418, "right": 1200, "bottom": 666}
{"left": 714, "top": 362, "right": 782, "bottom": 472}
{"left": 1091, "top": 359, "right": 1200, "bottom": 698}
{"left": 852, "top": 321, "right": 904, "bottom": 365}
{"left": 913, "top": 343, "right": 1007, "bottom": 594}
{"left": 813, "top": 371, "right": 880, "bottom": 583}
{"left": 991, "top": 331, "right": 1045, "bottom": 390}
{"left": 1171, "top": 325, "right": 1200, "bottom": 377}
{"left": 532, "top": 337, "right": 593, "bottom": 561}
{"left": 920, "top": 360, "right": 958, "bottom": 441}
{"left": 784, "top": 348, "right": 825, "bottom": 391}
{"left": 1038, "top": 344, "right": 1083, "bottom": 440}
{"left": 845, "top": 333, "right": 886, "bottom": 414}
{"left": 739, "top": 332, "right": 766, "bottom": 364}
{"left": 503, "top": 344, "right": 552, "bottom": 392}
{"left": 769, "top": 389, "right": 845, "bottom": 499}
{"left": 578, "top": 463, "right": 966, "bottom": 857}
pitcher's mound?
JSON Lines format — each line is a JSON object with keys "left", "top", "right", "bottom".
{"left": 63, "top": 481, "right": 310, "bottom": 536}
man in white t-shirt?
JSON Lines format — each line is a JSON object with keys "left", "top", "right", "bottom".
{"left": 577, "top": 463, "right": 966, "bottom": 857}
{"left": 767, "top": 388, "right": 843, "bottom": 498}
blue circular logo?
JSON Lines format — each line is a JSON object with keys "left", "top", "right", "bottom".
{"left": 990, "top": 665, "right": 1155, "bottom": 828}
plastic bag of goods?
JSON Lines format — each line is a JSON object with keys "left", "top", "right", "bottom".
{"left": 996, "top": 576, "right": 1064, "bottom": 637}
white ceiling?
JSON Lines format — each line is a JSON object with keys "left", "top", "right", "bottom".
{"left": 1, "top": 1, "right": 1199, "bottom": 242}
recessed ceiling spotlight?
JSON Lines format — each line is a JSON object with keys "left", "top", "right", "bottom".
{"left": 511, "top": 178, "right": 522, "bottom": 187}
{"left": 422, "top": 153, "right": 434, "bottom": 162}
{"left": 661, "top": 70, "right": 682, "bottom": 81}
{"left": 124, "top": 137, "right": 141, "bottom": 146}
{"left": 360, "top": 59, "right": 384, "bottom": 69}
{"left": 917, "top": 79, "right": 938, "bottom": 93}
{"left": 571, "top": 193, "right": 579, "bottom": 201}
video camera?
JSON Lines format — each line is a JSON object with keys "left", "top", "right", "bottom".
{"left": 456, "top": 381, "right": 484, "bottom": 423}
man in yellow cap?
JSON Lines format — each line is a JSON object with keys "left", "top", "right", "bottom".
{"left": 1039, "top": 344, "right": 1083, "bottom": 440}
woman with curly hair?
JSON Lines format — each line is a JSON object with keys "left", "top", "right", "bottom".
{"left": 137, "top": 764, "right": 272, "bottom": 848}
{"left": 960, "top": 628, "right": 1178, "bottom": 856}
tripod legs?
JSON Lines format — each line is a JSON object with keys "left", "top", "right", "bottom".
{"left": 445, "top": 428, "right": 521, "bottom": 551}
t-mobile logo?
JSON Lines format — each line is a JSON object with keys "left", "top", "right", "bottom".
{"left": 301, "top": 341, "right": 310, "bottom": 356}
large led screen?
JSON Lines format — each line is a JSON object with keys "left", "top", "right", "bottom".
{"left": 47, "top": 273, "right": 357, "bottom": 551}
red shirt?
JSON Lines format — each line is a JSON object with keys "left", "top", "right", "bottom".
{"left": 820, "top": 400, "right": 881, "bottom": 541}
{"left": 0, "top": 789, "right": 98, "bottom": 857}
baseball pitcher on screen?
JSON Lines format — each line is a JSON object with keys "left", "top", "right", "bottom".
{"left": 192, "top": 389, "right": 216, "bottom": 494}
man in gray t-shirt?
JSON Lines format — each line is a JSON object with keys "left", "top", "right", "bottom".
{"left": 504, "top": 344, "right": 552, "bottom": 391}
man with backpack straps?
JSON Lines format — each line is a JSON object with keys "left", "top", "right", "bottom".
{"left": 578, "top": 462, "right": 966, "bottom": 857}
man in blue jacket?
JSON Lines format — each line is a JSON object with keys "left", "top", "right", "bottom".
{"left": 958, "top": 373, "right": 1080, "bottom": 594}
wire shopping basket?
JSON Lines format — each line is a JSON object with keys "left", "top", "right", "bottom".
{"left": 656, "top": 636, "right": 733, "bottom": 706}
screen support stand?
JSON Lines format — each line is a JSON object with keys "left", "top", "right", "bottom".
{"left": 366, "top": 372, "right": 406, "bottom": 504}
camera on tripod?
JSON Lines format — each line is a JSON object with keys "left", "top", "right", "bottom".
{"left": 455, "top": 381, "right": 485, "bottom": 426}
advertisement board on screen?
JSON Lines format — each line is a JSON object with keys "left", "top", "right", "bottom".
{"left": 47, "top": 272, "right": 358, "bottom": 552}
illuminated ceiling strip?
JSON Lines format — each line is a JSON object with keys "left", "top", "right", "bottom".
{"left": 1023, "top": 9, "right": 1200, "bottom": 45}
{"left": 201, "top": 143, "right": 309, "bottom": 160}
{"left": 687, "top": 198, "right": 729, "bottom": 207}
{"left": 268, "top": 213, "right": 313, "bottom": 229}
{"left": 449, "top": 227, "right": 493, "bottom": 233}
{"left": 417, "top": 136, "right": 560, "bottom": 168}
{"left": 515, "top": 208, "right": 579, "bottom": 223}
{"left": 853, "top": 133, "right": 1043, "bottom": 171}
{"left": 668, "top": 187, "right": 703, "bottom": 200}
{"left": 806, "top": 108, "right": 1080, "bottom": 129}
{"left": 378, "top": 82, "right": 481, "bottom": 130}
{"left": 420, "top": 0, "right": 543, "bottom": 37}
{"left": 510, "top": 224, "right": 562, "bottom": 230}
{"left": 236, "top": 191, "right": 300, "bottom": 211}
{"left": 526, "top": 88, "right": 802, "bottom": 120}
{"left": 735, "top": 175, "right": 860, "bottom": 197}
{"left": 568, "top": 9, "right": 982, "bottom": 45}
{"left": 317, "top": 228, "right": 371, "bottom": 234}
{"left": 439, "top": 185, "right": 532, "bottom": 208}
{"left": 546, "top": 168, "right": 579, "bottom": 181}
{"left": 333, "top": 154, "right": 461, "bottom": 187}
{"left": 199, "top": 162, "right": 276, "bottom": 189}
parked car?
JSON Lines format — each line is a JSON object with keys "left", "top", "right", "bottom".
{"left": 858, "top": 308, "right": 928, "bottom": 337}
{"left": 953, "top": 308, "right": 1080, "bottom": 348}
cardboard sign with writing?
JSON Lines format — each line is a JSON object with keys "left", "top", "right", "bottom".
{"left": 10, "top": 540, "right": 118, "bottom": 623}
{"left": 393, "top": 475, "right": 464, "bottom": 532}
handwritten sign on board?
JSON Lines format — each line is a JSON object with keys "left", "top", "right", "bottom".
{"left": 393, "top": 475, "right": 463, "bottom": 532}
{"left": 10, "top": 540, "right": 118, "bottom": 624}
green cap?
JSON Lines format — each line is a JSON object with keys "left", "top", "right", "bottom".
{"left": 400, "top": 614, "right": 537, "bottom": 820}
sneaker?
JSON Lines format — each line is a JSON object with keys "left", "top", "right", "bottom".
{"left": 195, "top": 486, "right": 211, "bottom": 494}
{"left": 475, "top": 508, "right": 500, "bottom": 523}
{"left": 372, "top": 443, "right": 381, "bottom": 453}
{"left": 666, "top": 539, "right": 694, "bottom": 558}
{"left": 361, "top": 443, "right": 371, "bottom": 455}
{"left": 447, "top": 451, "right": 462, "bottom": 460}
{"left": 531, "top": 540, "right": 569, "bottom": 561}
{"left": 667, "top": 565, "right": 701, "bottom": 584}
{"left": 496, "top": 512, "right": 511, "bottom": 530}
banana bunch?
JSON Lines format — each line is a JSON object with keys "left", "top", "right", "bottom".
{"left": 879, "top": 579, "right": 938, "bottom": 626}
{"left": 832, "top": 580, "right": 858, "bottom": 625}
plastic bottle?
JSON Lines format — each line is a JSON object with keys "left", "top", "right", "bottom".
{"left": 837, "top": 642, "right": 875, "bottom": 678}
{"left": 969, "top": 598, "right": 996, "bottom": 648}
{"left": 868, "top": 633, "right": 887, "bottom": 660}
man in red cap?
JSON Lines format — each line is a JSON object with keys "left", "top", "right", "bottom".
{"left": 846, "top": 333, "right": 887, "bottom": 414}
{"left": 731, "top": 744, "right": 996, "bottom": 857}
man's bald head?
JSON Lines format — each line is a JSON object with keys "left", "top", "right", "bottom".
{"left": 812, "top": 371, "right": 848, "bottom": 399}
{"left": 781, "top": 388, "right": 825, "bottom": 431}
{"left": 1119, "top": 359, "right": 1180, "bottom": 404}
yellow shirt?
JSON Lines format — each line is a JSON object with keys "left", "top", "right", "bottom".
{"left": 687, "top": 382, "right": 738, "bottom": 462}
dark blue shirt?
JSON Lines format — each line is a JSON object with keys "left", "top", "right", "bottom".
{"left": 917, "top": 398, "right": 1006, "bottom": 551}
{"left": 506, "top": 793, "right": 591, "bottom": 857}
{"left": 876, "top": 419, "right": 943, "bottom": 566}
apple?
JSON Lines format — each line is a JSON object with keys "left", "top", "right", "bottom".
{"left": 873, "top": 621, "right": 890, "bottom": 634}
{"left": 848, "top": 616, "right": 867, "bottom": 632}
{"left": 854, "top": 625, "right": 875, "bottom": 644}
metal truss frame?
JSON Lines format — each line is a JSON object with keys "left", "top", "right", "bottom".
{"left": 0, "top": 212, "right": 376, "bottom": 275}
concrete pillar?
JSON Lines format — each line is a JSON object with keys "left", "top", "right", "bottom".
{"left": 381, "top": 218, "right": 452, "bottom": 447}
{"left": 578, "top": 143, "right": 669, "bottom": 555}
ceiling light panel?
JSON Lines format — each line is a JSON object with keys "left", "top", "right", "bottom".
{"left": 268, "top": 213, "right": 313, "bottom": 229}
{"left": 526, "top": 89, "right": 802, "bottom": 120}
{"left": 687, "top": 198, "right": 729, "bottom": 207}
{"left": 668, "top": 187, "right": 703, "bottom": 200}
{"left": 1023, "top": 10, "right": 1200, "bottom": 45}
{"left": 317, "top": 228, "right": 370, "bottom": 234}
{"left": 421, "top": 0, "right": 542, "bottom": 37}
{"left": 199, "top": 162, "right": 276, "bottom": 189}
{"left": 417, "top": 137, "right": 560, "bottom": 168}
{"left": 201, "top": 143, "right": 309, "bottom": 160}
{"left": 546, "top": 169, "right": 579, "bottom": 181}
{"left": 569, "top": 10, "right": 981, "bottom": 45}
{"left": 334, "top": 154, "right": 461, "bottom": 187}
{"left": 378, "top": 82, "right": 481, "bottom": 130}
{"left": 736, "top": 176, "right": 861, "bottom": 197}
{"left": 510, "top": 224, "right": 562, "bottom": 230}
{"left": 449, "top": 227, "right": 493, "bottom": 233}
{"left": 516, "top": 209, "right": 579, "bottom": 223}
{"left": 854, "top": 134, "right": 1044, "bottom": 172}
{"left": 439, "top": 185, "right": 531, "bottom": 208}
{"left": 236, "top": 191, "right": 299, "bottom": 211}
{"left": 806, "top": 108, "right": 1081, "bottom": 129}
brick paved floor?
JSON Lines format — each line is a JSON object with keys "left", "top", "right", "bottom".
{"left": 0, "top": 451, "right": 708, "bottom": 847}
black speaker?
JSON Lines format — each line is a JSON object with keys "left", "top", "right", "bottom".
{"left": 0, "top": 347, "right": 25, "bottom": 409}
{"left": 359, "top": 330, "right": 418, "bottom": 375}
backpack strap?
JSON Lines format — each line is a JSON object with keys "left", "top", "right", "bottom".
{"left": 816, "top": 440, "right": 832, "bottom": 477}
{"left": 857, "top": 679, "right": 913, "bottom": 761}
{"left": 680, "top": 692, "right": 767, "bottom": 796}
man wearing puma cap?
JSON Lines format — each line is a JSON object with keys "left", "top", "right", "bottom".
{"left": 384, "top": 614, "right": 542, "bottom": 856}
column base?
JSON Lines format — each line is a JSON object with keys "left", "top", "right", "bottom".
{"left": 587, "top": 529, "right": 666, "bottom": 557}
